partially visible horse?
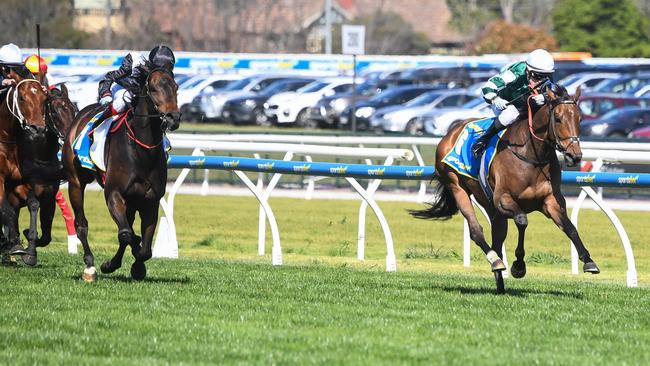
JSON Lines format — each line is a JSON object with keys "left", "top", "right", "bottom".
{"left": 7, "top": 84, "right": 77, "bottom": 265}
{"left": 0, "top": 70, "right": 49, "bottom": 260}
{"left": 62, "top": 65, "right": 180, "bottom": 281}
{"left": 411, "top": 85, "right": 599, "bottom": 293}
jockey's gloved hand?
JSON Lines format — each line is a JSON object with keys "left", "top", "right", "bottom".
{"left": 120, "top": 53, "right": 133, "bottom": 71}
{"left": 532, "top": 94, "right": 546, "bottom": 106}
{"left": 492, "top": 97, "right": 508, "bottom": 111}
{"left": 99, "top": 95, "right": 113, "bottom": 105}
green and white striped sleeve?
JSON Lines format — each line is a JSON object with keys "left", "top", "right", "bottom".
{"left": 481, "top": 65, "right": 519, "bottom": 104}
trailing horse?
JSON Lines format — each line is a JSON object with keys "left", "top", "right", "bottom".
{"left": 62, "top": 66, "right": 180, "bottom": 282}
{"left": 7, "top": 84, "right": 76, "bottom": 265}
{"left": 0, "top": 73, "right": 49, "bottom": 261}
{"left": 411, "top": 84, "right": 599, "bottom": 294}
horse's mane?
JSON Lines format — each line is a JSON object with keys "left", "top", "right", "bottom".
{"left": 129, "top": 60, "right": 174, "bottom": 96}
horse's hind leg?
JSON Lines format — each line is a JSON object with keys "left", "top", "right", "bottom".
{"left": 496, "top": 193, "right": 528, "bottom": 278}
{"left": 36, "top": 189, "right": 56, "bottom": 248}
{"left": 130, "top": 204, "right": 159, "bottom": 281}
{"left": 449, "top": 184, "right": 505, "bottom": 272}
{"left": 543, "top": 195, "right": 600, "bottom": 274}
{"left": 68, "top": 178, "right": 96, "bottom": 281}
{"left": 22, "top": 192, "right": 40, "bottom": 266}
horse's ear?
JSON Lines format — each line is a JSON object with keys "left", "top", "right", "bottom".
{"left": 60, "top": 83, "right": 68, "bottom": 97}
{"left": 573, "top": 86, "right": 581, "bottom": 102}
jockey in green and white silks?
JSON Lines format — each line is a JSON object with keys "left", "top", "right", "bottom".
{"left": 471, "top": 49, "right": 555, "bottom": 157}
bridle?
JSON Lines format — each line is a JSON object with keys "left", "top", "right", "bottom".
{"left": 134, "top": 67, "right": 178, "bottom": 131}
{"left": 5, "top": 79, "right": 46, "bottom": 130}
{"left": 45, "top": 90, "right": 74, "bottom": 145}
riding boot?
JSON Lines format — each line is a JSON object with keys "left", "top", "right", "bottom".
{"left": 472, "top": 120, "right": 504, "bottom": 158}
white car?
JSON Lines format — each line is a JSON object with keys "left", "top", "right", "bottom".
{"left": 177, "top": 74, "right": 241, "bottom": 108}
{"left": 558, "top": 72, "right": 621, "bottom": 94}
{"left": 265, "top": 78, "right": 356, "bottom": 126}
{"left": 422, "top": 98, "right": 494, "bottom": 136}
{"left": 200, "top": 75, "right": 294, "bottom": 120}
{"left": 371, "top": 90, "right": 478, "bottom": 135}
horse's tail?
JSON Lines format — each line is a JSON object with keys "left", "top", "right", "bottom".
{"left": 409, "top": 176, "right": 458, "bottom": 220}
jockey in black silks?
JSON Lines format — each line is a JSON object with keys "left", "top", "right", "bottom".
{"left": 95, "top": 45, "right": 176, "bottom": 123}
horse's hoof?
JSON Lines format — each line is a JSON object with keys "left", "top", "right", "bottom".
{"left": 491, "top": 259, "right": 506, "bottom": 272}
{"left": 8, "top": 244, "right": 27, "bottom": 256}
{"left": 583, "top": 262, "right": 600, "bottom": 274}
{"left": 1, "top": 254, "right": 16, "bottom": 267}
{"left": 510, "top": 260, "right": 527, "bottom": 279}
{"left": 131, "top": 261, "right": 146, "bottom": 281}
{"left": 82, "top": 266, "right": 97, "bottom": 282}
{"left": 36, "top": 237, "right": 51, "bottom": 248}
{"left": 100, "top": 260, "right": 120, "bottom": 274}
{"left": 22, "top": 253, "right": 37, "bottom": 266}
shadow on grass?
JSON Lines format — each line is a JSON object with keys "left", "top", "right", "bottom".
{"left": 439, "top": 284, "right": 584, "bottom": 299}
{"left": 69, "top": 274, "right": 191, "bottom": 284}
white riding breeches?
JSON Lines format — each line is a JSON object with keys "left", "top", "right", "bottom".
{"left": 492, "top": 104, "right": 520, "bottom": 127}
{"left": 110, "top": 84, "right": 133, "bottom": 113}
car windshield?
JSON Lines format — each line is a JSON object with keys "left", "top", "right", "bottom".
{"left": 594, "top": 77, "right": 650, "bottom": 93}
{"left": 405, "top": 92, "right": 442, "bottom": 107}
{"left": 182, "top": 77, "right": 207, "bottom": 89}
{"left": 558, "top": 74, "right": 581, "bottom": 86}
{"left": 297, "top": 81, "right": 328, "bottom": 93}
{"left": 462, "top": 98, "right": 485, "bottom": 108}
{"left": 260, "top": 81, "right": 293, "bottom": 95}
{"left": 368, "top": 88, "right": 413, "bottom": 103}
{"left": 223, "top": 77, "right": 253, "bottom": 91}
{"left": 600, "top": 108, "right": 636, "bottom": 120}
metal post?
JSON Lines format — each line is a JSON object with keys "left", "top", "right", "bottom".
{"left": 324, "top": 0, "right": 332, "bottom": 54}
{"left": 351, "top": 54, "right": 357, "bottom": 132}
{"left": 105, "top": 0, "right": 112, "bottom": 48}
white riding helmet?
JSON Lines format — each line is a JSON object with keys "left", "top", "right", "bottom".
{"left": 0, "top": 43, "right": 23, "bottom": 66}
{"left": 526, "top": 49, "right": 554, "bottom": 74}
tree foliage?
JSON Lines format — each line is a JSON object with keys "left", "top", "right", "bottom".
{"left": 553, "top": 0, "right": 650, "bottom": 57}
{"left": 0, "top": 0, "right": 89, "bottom": 49}
{"left": 472, "top": 21, "right": 557, "bottom": 54}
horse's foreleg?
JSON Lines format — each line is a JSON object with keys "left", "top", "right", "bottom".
{"left": 103, "top": 190, "right": 136, "bottom": 275}
{"left": 35, "top": 189, "right": 56, "bottom": 248}
{"left": 68, "top": 177, "right": 95, "bottom": 281}
{"left": 100, "top": 202, "right": 136, "bottom": 275}
{"left": 543, "top": 195, "right": 600, "bottom": 274}
{"left": 496, "top": 193, "right": 528, "bottom": 278}
{"left": 130, "top": 204, "right": 159, "bottom": 281}
{"left": 22, "top": 191, "right": 40, "bottom": 266}
{"left": 450, "top": 185, "right": 505, "bottom": 272}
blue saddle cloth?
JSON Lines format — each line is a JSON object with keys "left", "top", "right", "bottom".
{"left": 442, "top": 118, "right": 506, "bottom": 197}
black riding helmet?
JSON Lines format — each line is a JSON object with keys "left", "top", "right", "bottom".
{"left": 148, "top": 45, "right": 175, "bottom": 70}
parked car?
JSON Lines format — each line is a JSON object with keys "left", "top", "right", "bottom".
{"left": 371, "top": 90, "right": 479, "bottom": 135}
{"left": 591, "top": 73, "right": 650, "bottom": 94}
{"left": 630, "top": 125, "right": 650, "bottom": 138}
{"left": 265, "top": 78, "right": 355, "bottom": 127}
{"left": 178, "top": 74, "right": 241, "bottom": 118}
{"left": 578, "top": 93, "right": 650, "bottom": 121}
{"left": 221, "top": 78, "right": 315, "bottom": 125}
{"left": 557, "top": 72, "right": 621, "bottom": 94}
{"left": 581, "top": 107, "right": 650, "bottom": 138}
{"left": 339, "top": 85, "right": 442, "bottom": 130}
{"left": 422, "top": 98, "right": 494, "bottom": 136}
{"left": 198, "top": 74, "right": 296, "bottom": 121}
{"left": 306, "top": 78, "right": 415, "bottom": 128}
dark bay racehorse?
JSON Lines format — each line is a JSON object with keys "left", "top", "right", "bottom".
{"left": 0, "top": 72, "right": 49, "bottom": 260}
{"left": 8, "top": 84, "right": 77, "bottom": 265}
{"left": 411, "top": 85, "right": 599, "bottom": 293}
{"left": 62, "top": 65, "right": 180, "bottom": 282}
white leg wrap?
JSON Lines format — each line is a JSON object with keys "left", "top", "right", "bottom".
{"left": 486, "top": 250, "right": 500, "bottom": 264}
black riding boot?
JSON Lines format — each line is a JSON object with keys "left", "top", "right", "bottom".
{"left": 471, "top": 120, "right": 504, "bottom": 158}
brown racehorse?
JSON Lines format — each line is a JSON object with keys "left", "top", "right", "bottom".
{"left": 0, "top": 71, "right": 49, "bottom": 260}
{"left": 411, "top": 84, "right": 599, "bottom": 294}
{"left": 62, "top": 65, "right": 180, "bottom": 282}
{"left": 7, "top": 84, "right": 77, "bottom": 265}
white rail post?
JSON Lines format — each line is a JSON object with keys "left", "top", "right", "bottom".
{"left": 411, "top": 144, "right": 428, "bottom": 203}
{"left": 257, "top": 152, "right": 293, "bottom": 259}
{"left": 357, "top": 156, "right": 393, "bottom": 261}
{"left": 254, "top": 153, "right": 265, "bottom": 256}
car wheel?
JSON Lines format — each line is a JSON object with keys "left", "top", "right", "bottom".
{"left": 405, "top": 119, "right": 424, "bottom": 136}
{"left": 296, "top": 109, "right": 317, "bottom": 129}
{"left": 254, "top": 107, "right": 271, "bottom": 127}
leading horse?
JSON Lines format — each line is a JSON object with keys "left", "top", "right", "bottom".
{"left": 410, "top": 85, "right": 599, "bottom": 293}
{"left": 0, "top": 71, "right": 49, "bottom": 260}
{"left": 62, "top": 64, "right": 180, "bottom": 281}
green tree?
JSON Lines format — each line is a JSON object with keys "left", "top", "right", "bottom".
{"left": 553, "top": 0, "right": 650, "bottom": 57}
{"left": 0, "top": 0, "right": 89, "bottom": 49}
